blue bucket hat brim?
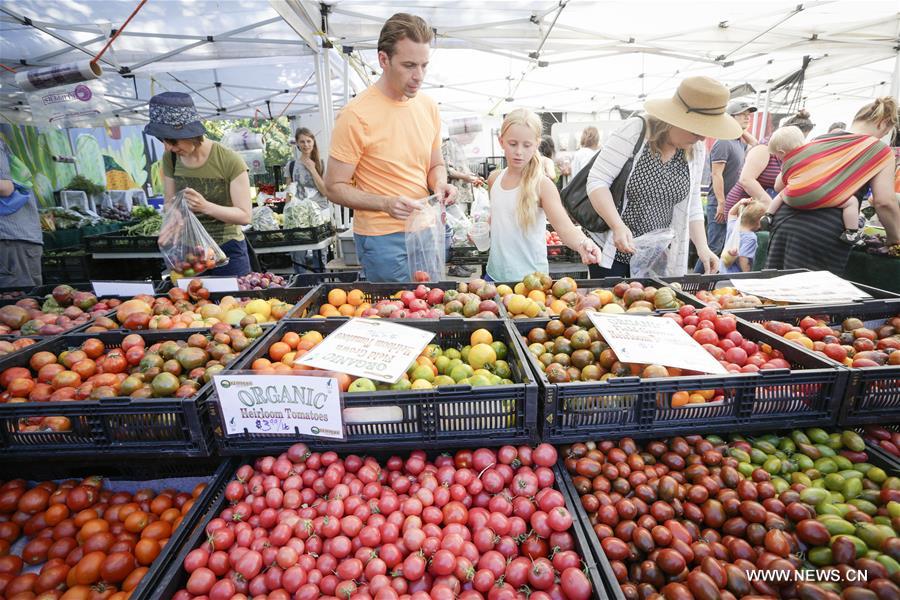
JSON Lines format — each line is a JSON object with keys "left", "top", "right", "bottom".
{"left": 143, "top": 119, "right": 207, "bottom": 140}
{"left": 144, "top": 91, "right": 207, "bottom": 139}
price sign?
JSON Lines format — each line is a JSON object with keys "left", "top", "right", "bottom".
{"left": 732, "top": 271, "right": 871, "bottom": 304}
{"left": 213, "top": 373, "right": 344, "bottom": 438}
{"left": 91, "top": 281, "right": 155, "bottom": 296}
{"left": 176, "top": 277, "right": 240, "bottom": 292}
{"left": 588, "top": 313, "right": 727, "bottom": 374}
{"left": 295, "top": 318, "right": 435, "bottom": 383}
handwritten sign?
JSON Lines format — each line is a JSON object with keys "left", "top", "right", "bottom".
{"left": 177, "top": 277, "right": 240, "bottom": 292}
{"left": 91, "top": 281, "right": 155, "bottom": 296}
{"left": 213, "top": 373, "right": 344, "bottom": 438}
{"left": 295, "top": 319, "right": 435, "bottom": 383}
{"left": 732, "top": 271, "right": 871, "bottom": 304}
{"left": 588, "top": 313, "right": 727, "bottom": 374}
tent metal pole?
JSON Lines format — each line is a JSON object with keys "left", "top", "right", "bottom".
{"left": 760, "top": 88, "right": 771, "bottom": 140}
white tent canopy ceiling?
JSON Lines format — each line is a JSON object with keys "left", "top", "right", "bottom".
{"left": 1, "top": 0, "right": 898, "bottom": 130}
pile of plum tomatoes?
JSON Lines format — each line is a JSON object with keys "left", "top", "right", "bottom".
{"left": 175, "top": 444, "right": 594, "bottom": 600}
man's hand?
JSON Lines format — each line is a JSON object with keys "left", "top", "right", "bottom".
{"left": 434, "top": 182, "right": 458, "bottom": 206}
{"left": 383, "top": 196, "right": 424, "bottom": 220}
{"left": 466, "top": 174, "right": 485, "bottom": 187}
{"left": 715, "top": 204, "right": 726, "bottom": 224}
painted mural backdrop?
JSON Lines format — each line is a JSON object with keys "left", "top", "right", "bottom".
{"left": 0, "top": 123, "right": 160, "bottom": 207}
{"left": 0, "top": 125, "right": 76, "bottom": 207}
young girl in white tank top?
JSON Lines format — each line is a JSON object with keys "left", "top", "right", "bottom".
{"left": 484, "top": 109, "right": 602, "bottom": 281}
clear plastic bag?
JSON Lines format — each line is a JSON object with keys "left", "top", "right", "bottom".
{"left": 629, "top": 228, "right": 674, "bottom": 277}
{"left": 444, "top": 202, "right": 472, "bottom": 246}
{"left": 283, "top": 195, "right": 327, "bottom": 229}
{"left": 405, "top": 195, "right": 445, "bottom": 281}
{"left": 251, "top": 206, "right": 279, "bottom": 231}
{"left": 720, "top": 209, "right": 743, "bottom": 269}
{"left": 470, "top": 186, "right": 490, "bottom": 223}
{"left": 157, "top": 190, "right": 229, "bottom": 276}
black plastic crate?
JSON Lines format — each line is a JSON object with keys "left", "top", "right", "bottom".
{"left": 245, "top": 222, "right": 336, "bottom": 248}
{"left": 212, "top": 319, "right": 539, "bottom": 454}
{"left": 0, "top": 329, "right": 268, "bottom": 458}
{"left": 292, "top": 280, "right": 508, "bottom": 320}
{"left": 85, "top": 231, "right": 161, "bottom": 253}
{"left": 149, "top": 451, "right": 605, "bottom": 599}
{"left": 42, "top": 250, "right": 92, "bottom": 283}
{"left": 556, "top": 431, "right": 900, "bottom": 600}
{"left": 657, "top": 268, "right": 899, "bottom": 312}
{"left": 736, "top": 300, "right": 900, "bottom": 427}
{"left": 0, "top": 455, "right": 236, "bottom": 600}
{"left": 290, "top": 270, "right": 361, "bottom": 287}
{"left": 512, "top": 316, "right": 847, "bottom": 443}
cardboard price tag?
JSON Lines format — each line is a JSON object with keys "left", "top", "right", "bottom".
{"left": 213, "top": 373, "right": 344, "bottom": 438}
{"left": 91, "top": 281, "right": 155, "bottom": 296}
{"left": 295, "top": 319, "right": 436, "bottom": 383}
{"left": 177, "top": 277, "right": 240, "bottom": 292}
{"left": 588, "top": 313, "right": 728, "bottom": 375}
{"left": 732, "top": 271, "right": 871, "bottom": 304}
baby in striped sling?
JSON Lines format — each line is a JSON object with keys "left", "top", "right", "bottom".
{"left": 762, "top": 125, "right": 894, "bottom": 245}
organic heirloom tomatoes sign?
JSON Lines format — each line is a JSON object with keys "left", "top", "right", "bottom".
{"left": 295, "top": 318, "right": 435, "bottom": 383}
{"left": 213, "top": 373, "right": 344, "bottom": 438}
{"left": 589, "top": 313, "right": 728, "bottom": 374}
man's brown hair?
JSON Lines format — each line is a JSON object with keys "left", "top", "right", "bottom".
{"left": 378, "top": 13, "right": 433, "bottom": 57}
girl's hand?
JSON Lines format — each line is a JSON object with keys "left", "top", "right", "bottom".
{"left": 158, "top": 210, "right": 184, "bottom": 245}
{"left": 612, "top": 224, "right": 636, "bottom": 254}
{"left": 301, "top": 157, "right": 316, "bottom": 171}
{"left": 576, "top": 238, "right": 603, "bottom": 265}
{"left": 183, "top": 188, "right": 211, "bottom": 215}
{"left": 697, "top": 247, "right": 720, "bottom": 274}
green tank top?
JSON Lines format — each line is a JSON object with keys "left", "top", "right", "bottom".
{"left": 163, "top": 142, "right": 248, "bottom": 245}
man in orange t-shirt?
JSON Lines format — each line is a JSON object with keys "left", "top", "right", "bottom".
{"left": 325, "top": 13, "right": 456, "bottom": 282}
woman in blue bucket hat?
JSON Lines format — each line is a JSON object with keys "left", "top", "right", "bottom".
{"left": 145, "top": 91, "right": 252, "bottom": 277}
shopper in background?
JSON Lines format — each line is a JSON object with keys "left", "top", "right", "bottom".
{"left": 325, "top": 13, "right": 456, "bottom": 282}
{"left": 766, "top": 97, "right": 899, "bottom": 273}
{"left": 285, "top": 127, "right": 328, "bottom": 272}
{"left": 828, "top": 122, "right": 847, "bottom": 134}
{"left": 539, "top": 135, "right": 559, "bottom": 183}
{"left": 570, "top": 126, "right": 601, "bottom": 177}
{"left": 782, "top": 109, "right": 815, "bottom": 137}
{"left": 586, "top": 76, "right": 742, "bottom": 277}
{"left": 442, "top": 137, "right": 482, "bottom": 277}
{"left": 484, "top": 108, "right": 601, "bottom": 281}
{"left": 0, "top": 138, "right": 42, "bottom": 287}
{"left": 724, "top": 130, "right": 784, "bottom": 214}
{"left": 697, "top": 100, "right": 757, "bottom": 272}
{"left": 148, "top": 91, "right": 252, "bottom": 277}
{"left": 721, "top": 198, "right": 766, "bottom": 273}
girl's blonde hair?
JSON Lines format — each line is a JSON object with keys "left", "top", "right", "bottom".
{"left": 768, "top": 126, "right": 806, "bottom": 155}
{"left": 500, "top": 108, "right": 543, "bottom": 229}
{"left": 645, "top": 116, "right": 694, "bottom": 160}
{"left": 854, "top": 96, "right": 899, "bottom": 129}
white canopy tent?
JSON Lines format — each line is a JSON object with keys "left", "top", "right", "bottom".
{"left": 1, "top": 0, "right": 897, "bottom": 137}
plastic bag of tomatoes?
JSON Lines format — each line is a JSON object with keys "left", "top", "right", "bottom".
{"left": 158, "top": 189, "right": 229, "bottom": 279}
{"left": 0, "top": 474, "right": 208, "bottom": 599}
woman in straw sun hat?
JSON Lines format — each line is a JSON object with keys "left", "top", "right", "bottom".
{"left": 146, "top": 91, "right": 253, "bottom": 277}
{"left": 585, "top": 76, "right": 742, "bottom": 277}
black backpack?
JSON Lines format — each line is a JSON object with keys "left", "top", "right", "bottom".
{"left": 561, "top": 116, "right": 646, "bottom": 233}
